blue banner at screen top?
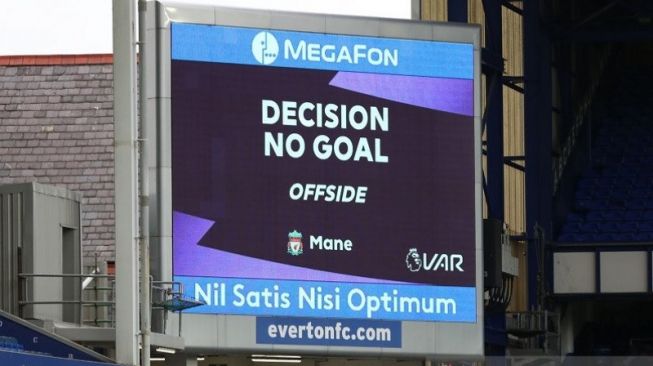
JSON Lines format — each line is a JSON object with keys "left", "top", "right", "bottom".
{"left": 256, "top": 316, "right": 401, "bottom": 348}
{"left": 171, "top": 23, "right": 473, "bottom": 79}
{"left": 175, "top": 276, "right": 476, "bottom": 323}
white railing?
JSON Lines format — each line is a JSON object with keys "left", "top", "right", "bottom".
{"left": 507, "top": 311, "right": 561, "bottom": 354}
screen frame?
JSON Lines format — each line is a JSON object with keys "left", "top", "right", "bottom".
{"left": 147, "top": 1, "right": 483, "bottom": 357}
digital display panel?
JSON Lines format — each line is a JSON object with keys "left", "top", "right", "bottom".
{"left": 172, "top": 23, "right": 477, "bottom": 323}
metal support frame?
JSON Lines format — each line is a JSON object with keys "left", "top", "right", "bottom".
{"left": 564, "top": 29, "right": 653, "bottom": 43}
{"left": 138, "top": 1, "right": 152, "bottom": 365}
{"left": 482, "top": 0, "right": 505, "bottom": 222}
{"left": 502, "top": 1, "right": 523, "bottom": 15}
{"left": 503, "top": 76, "right": 524, "bottom": 94}
{"left": 646, "top": 248, "right": 653, "bottom": 292}
{"left": 453, "top": 0, "right": 560, "bottom": 352}
{"left": 452, "top": 0, "right": 510, "bottom": 354}
{"left": 18, "top": 273, "right": 115, "bottom": 327}
{"left": 570, "top": 0, "right": 622, "bottom": 31}
{"left": 504, "top": 156, "right": 525, "bottom": 172}
{"left": 447, "top": 0, "right": 468, "bottom": 23}
{"left": 524, "top": 0, "right": 553, "bottom": 309}
{"left": 113, "top": 0, "right": 140, "bottom": 364}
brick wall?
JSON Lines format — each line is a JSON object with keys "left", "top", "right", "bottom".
{"left": 0, "top": 55, "right": 115, "bottom": 262}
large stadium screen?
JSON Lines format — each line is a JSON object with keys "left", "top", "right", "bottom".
{"left": 171, "top": 23, "right": 477, "bottom": 323}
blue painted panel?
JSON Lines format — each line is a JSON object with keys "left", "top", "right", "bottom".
{"left": 256, "top": 316, "right": 401, "bottom": 347}
{"left": 0, "top": 350, "right": 114, "bottom": 366}
{"left": 0, "top": 312, "right": 111, "bottom": 363}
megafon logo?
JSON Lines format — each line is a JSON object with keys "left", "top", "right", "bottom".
{"left": 406, "top": 248, "right": 464, "bottom": 272}
{"left": 285, "top": 40, "right": 399, "bottom": 66}
{"left": 252, "top": 31, "right": 279, "bottom": 65}
{"left": 252, "top": 30, "right": 399, "bottom": 67}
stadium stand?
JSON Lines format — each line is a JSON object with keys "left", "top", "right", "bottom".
{"left": 558, "top": 69, "right": 653, "bottom": 243}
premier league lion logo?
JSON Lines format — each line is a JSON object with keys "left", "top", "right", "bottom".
{"left": 406, "top": 248, "right": 422, "bottom": 272}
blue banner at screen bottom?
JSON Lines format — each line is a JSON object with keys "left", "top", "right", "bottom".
{"left": 174, "top": 276, "right": 476, "bottom": 323}
{"left": 256, "top": 317, "right": 401, "bottom": 348}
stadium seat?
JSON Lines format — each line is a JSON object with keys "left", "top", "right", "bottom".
{"left": 556, "top": 79, "right": 653, "bottom": 244}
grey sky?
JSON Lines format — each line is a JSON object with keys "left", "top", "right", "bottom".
{"left": 0, "top": 0, "right": 411, "bottom": 56}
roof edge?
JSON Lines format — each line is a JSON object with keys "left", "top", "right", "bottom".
{"left": 0, "top": 54, "right": 113, "bottom": 66}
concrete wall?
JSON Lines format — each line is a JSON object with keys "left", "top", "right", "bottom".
{"left": 0, "top": 182, "right": 82, "bottom": 322}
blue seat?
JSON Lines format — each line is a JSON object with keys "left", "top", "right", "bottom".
{"left": 593, "top": 233, "right": 613, "bottom": 242}
{"left": 575, "top": 188, "right": 593, "bottom": 200}
{"left": 575, "top": 233, "right": 596, "bottom": 242}
{"left": 559, "top": 99, "right": 653, "bottom": 245}
{"left": 642, "top": 210, "right": 653, "bottom": 220}
{"left": 623, "top": 210, "right": 644, "bottom": 221}
{"left": 557, "top": 233, "right": 577, "bottom": 242}
{"left": 566, "top": 212, "right": 585, "bottom": 222}
{"left": 602, "top": 210, "right": 623, "bottom": 221}
{"left": 597, "top": 222, "right": 618, "bottom": 233}
{"left": 577, "top": 177, "right": 598, "bottom": 189}
{"left": 610, "top": 189, "right": 629, "bottom": 200}
{"left": 583, "top": 166, "right": 603, "bottom": 178}
{"left": 577, "top": 199, "right": 608, "bottom": 210}
{"left": 625, "top": 199, "right": 647, "bottom": 210}
{"left": 561, "top": 222, "right": 580, "bottom": 234}
{"left": 638, "top": 221, "right": 653, "bottom": 232}
{"left": 586, "top": 211, "right": 604, "bottom": 222}
{"left": 579, "top": 222, "right": 598, "bottom": 233}
{"left": 616, "top": 221, "right": 638, "bottom": 233}
{"left": 602, "top": 168, "right": 621, "bottom": 177}
{"left": 629, "top": 188, "right": 649, "bottom": 198}
{"left": 599, "top": 188, "right": 618, "bottom": 199}
{"left": 634, "top": 232, "right": 653, "bottom": 242}
{"left": 612, "top": 232, "right": 637, "bottom": 242}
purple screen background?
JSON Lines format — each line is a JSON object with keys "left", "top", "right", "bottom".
{"left": 172, "top": 61, "right": 476, "bottom": 287}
